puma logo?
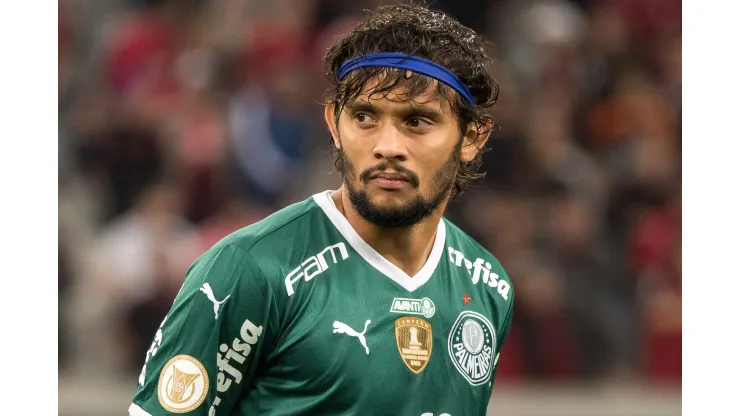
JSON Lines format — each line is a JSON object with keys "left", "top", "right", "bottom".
{"left": 333, "top": 320, "right": 371, "bottom": 355}
{"left": 199, "top": 283, "right": 230, "bottom": 320}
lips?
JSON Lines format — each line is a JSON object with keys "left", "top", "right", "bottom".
{"left": 371, "top": 172, "right": 409, "bottom": 182}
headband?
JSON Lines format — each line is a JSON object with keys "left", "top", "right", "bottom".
{"left": 337, "top": 52, "right": 476, "bottom": 105}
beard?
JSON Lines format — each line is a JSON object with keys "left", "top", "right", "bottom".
{"left": 336, "top": 140, "right": 461, "bottom": 228}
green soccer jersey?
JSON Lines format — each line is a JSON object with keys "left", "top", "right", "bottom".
{"left": 129, "top": 190, "right": 514, "bottom": 416}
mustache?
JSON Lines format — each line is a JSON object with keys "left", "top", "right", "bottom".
{"left": 360, "top": 163, "right": 420, "bottom": 188}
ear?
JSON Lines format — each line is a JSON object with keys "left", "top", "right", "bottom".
{"left": 324, "top": 104, "right": 341, "bottom": 150}
{"left": 460, "top": 121, "right": 492, "bottom": 163}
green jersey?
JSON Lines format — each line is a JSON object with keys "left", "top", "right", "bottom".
{"left": 129, "top": 191, "right": 514, "bottom": 416}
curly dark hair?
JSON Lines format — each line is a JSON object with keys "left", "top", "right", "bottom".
{"left": 323, "top": 3, "right": 500, "bottom": 198}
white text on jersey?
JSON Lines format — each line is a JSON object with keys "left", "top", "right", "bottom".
{"left": 447, "top": 247, "right": 511, "bottom": 300}
{"left": 138, "top": 315, "right": 168, "bottom": 386}
{"left": 209, "top": 318, "right": 263, "bottom": 415}
{"left": 285, "top": 242, "right": 350, "bottom": 296}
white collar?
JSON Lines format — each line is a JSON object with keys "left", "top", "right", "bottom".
{"left": 312, "top": 190, "right": 446, "bottom": 292}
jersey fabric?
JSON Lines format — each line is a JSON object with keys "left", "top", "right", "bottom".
{"left": 129, "top": 190, "right": 514, "bottom": 416}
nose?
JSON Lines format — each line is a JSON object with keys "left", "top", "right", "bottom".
{"left": 372, "top": 123, "right": 408, "bottom": 162}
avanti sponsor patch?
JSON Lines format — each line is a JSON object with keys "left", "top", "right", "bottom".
{"left": 389, "top": 297, "right": 436, "bottom": 318}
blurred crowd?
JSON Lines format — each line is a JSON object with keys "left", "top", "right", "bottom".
{"left": 58, "top": 0, "right": 681, "bottom": 387}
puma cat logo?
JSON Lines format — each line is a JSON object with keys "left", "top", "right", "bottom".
{"left": 333, "top": 320, "right": 371, "bottom": 355}
{"left": 200, "top": 283, "right": 230, "bottom": 320}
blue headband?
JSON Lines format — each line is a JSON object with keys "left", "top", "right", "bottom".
{"left": 337, "top": 52, "right": 476, "bottom": 105}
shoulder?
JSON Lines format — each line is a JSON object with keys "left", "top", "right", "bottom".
{"left": 221, "top": 195, "right": 321, "bottom": 252}
{"left": 442, "top": 218, "right": 514, "bottom": 304}
{"left": 194, "top": 193, "right": 334, "bottom": 289}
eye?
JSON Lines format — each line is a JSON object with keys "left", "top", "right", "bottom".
{"left": 353, "top": 112, "right": 375, "bottom": 124}
{"left": 407, "top": 118, "right": 432, "bottom": 129}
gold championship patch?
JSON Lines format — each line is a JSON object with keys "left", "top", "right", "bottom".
{"left": 395, "top": 317, "right": 433, "bottom": 374}
{"left": 157, "top": 354, "right": 209, "bottom": 413}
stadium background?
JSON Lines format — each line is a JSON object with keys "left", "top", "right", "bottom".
{"left": 57, "top": 0, "right": 681, "bottom": 414}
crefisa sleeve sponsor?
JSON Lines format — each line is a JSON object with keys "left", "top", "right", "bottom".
{"left": 208, "top": 317, "right": 264, "bottom": 415}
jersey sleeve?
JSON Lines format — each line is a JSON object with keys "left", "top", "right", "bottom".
{"left": 129, "top": 243, "right": 279, "bottom": 416}
{"left": 490, "top": 286, "right": 514, "bottom": 392}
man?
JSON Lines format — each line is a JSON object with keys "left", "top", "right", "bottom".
{"left": 129, "top": 4, "right": 514, "bottom": 416}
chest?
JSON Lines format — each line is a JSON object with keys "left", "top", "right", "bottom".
{"left": 264, "top": 255, "right": 503, "bottom": 412}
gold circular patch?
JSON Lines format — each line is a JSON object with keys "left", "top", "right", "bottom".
{"left": 157, "top": 354, "right": 209, "bottom": 413}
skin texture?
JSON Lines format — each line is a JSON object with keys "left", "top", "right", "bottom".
{"left": 324, "top": 76, "right": 490, "bottom": 276}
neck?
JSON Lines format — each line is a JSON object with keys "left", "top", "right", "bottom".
{"left": 331, "top": 186, "right": 446, "bottom": 277}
